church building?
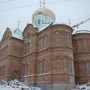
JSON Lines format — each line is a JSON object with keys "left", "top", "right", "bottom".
{"left": 0, "top": 1, "right": 90, "bottom": 90}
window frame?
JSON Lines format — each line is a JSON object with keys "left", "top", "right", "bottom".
{"left": 38, "top": 60, "right": 47, "bottom": 74}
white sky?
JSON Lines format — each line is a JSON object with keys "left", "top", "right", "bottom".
{"left": 0, "top": 0, "right": 90, "bottom": 40}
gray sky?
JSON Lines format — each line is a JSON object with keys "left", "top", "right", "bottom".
{"left": 0, "top": 0, "right": 90, "bottom": 40}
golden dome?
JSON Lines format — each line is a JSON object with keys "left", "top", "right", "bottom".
{"left": 32, "top": 8, "right": 56, "bottom": 21}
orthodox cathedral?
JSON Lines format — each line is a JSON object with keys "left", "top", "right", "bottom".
{"left": 0, "top": 1, "right": 90, "bottom": 90}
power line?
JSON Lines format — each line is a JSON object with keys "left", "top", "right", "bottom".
{"left": 0, "top": 0, "right": 14, "bottom": 3}
{"left": 0, "top": 0, "right": 73, "bottom": 12}
{"left": 0, "top": 3, "right": 38, "bottom": 12}
{"left": 47, "top": 0, "right": 73, "bottom": 5}
{"left": 0, "top": 0, "right": 34, "bottom": 4}
{"left": 0, "top": 0, "right": 11, "bottom": 1}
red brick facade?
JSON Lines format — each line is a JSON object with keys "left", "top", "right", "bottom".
{"left": 72, "top": 33, "right": 90, "bottom": 84}
{"left": 0, "top": 24, "right": 90, "bottom": 90}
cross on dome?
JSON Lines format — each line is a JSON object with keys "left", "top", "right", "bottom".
{"left": 39, "top": 0, "right": 46, "bottom": 8}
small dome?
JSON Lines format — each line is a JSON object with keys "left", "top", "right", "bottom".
{"left": 32, "top": 8, "right": 56, "bottom": 31}
{"left": 32, "top": 8, "right": 56, "bottom": 22}
{"left": 12, "top": 28, "right": 23, "bottom": 40}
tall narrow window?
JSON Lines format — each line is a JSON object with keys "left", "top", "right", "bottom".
{"left": 66, "top": 60, "right": 74, "bottom": 74}
{"left": 38, "top": 19, "right": 41, "bottom": 24}
{"left": 39, "top": 36, "right": 47, "bottom": 50}
{"left": 43, "top": 36, "right": 47, "bottom": 49}
{"left": 38, "top": 60, "right": 46, "bottom": 74}
{"left": 24, "top": 42, "right": 31, "bottom": 54}
{"left": 85, "top": 63, "right": 90, "bottom": 75}
{"left": 2, "top": 65, "right": 5, "bottom": 76}
{"left": 55, "top": 31, "right": 60, "bottom": 46}
{"left": 24, "top": 33, "right": 32, "bottom": 54}
{"left": 0, "top": 65, "right": 5, "bottom": 76}
{"left": 0, "top": 66, "right": 1, "bottom": 76}
{"left": 24, "top": 63, "right": 28, "bottom": 75}
{"left": 39, "top": 38, "right": 43, "bottom": 50}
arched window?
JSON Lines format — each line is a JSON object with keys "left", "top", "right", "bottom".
{"left": 85, "top": 62, "right": 90, "bottom": 75}
{"left": 66, "top": 58, "right": 74, "bottom": 74}
{"left": 0, "top": 65, "right": 5, "bottom": 76}
{"left": 39, "top": 35, "right": 47, "bottom": 50}
{"left": 24, "top": 63, "right": 28, "bottom": 75}
{"left": 38, "top": 19, "right": 41, "bottom": 25}
{"left": 55, "top": 31, "right": 60, "bottom": 46}
{"left": 24, "top": 34, "right": 31, "bottom": 54}
{"left": 43, "top": 36, "right": 47, "bottom": 49}
{"left": 38, "top": 60, "right": 47, "bottom": 74}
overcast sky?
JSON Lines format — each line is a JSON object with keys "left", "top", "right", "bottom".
{"left": 0, "top": 0, "right": 90, "bottom": 40}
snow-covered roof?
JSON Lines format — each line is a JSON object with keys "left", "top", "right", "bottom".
{"left": 74, "top": 30, "right": 90, "bottom": 34}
